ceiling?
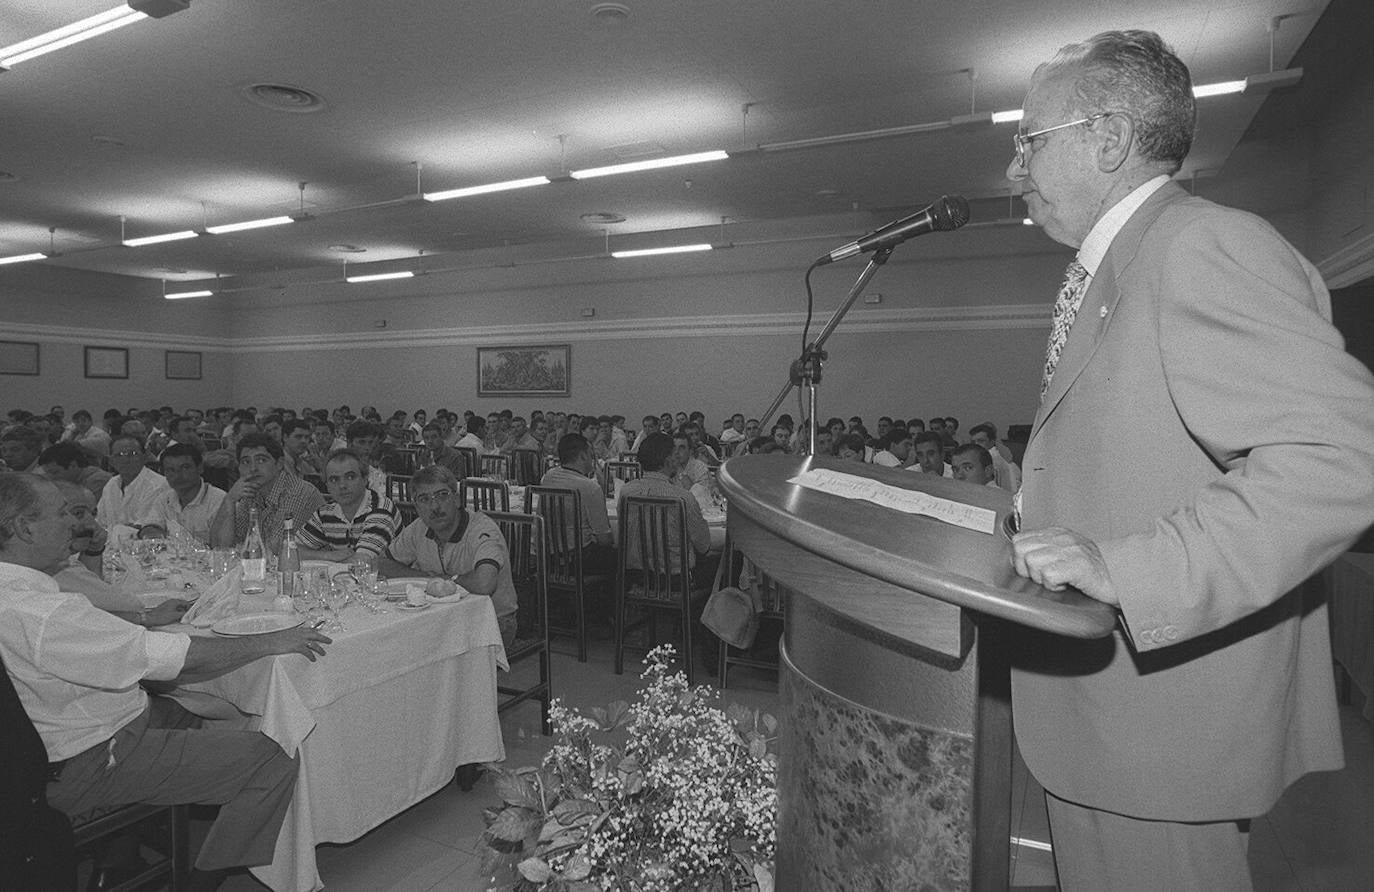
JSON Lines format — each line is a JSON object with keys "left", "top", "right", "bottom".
{"left": 0, "top": 0, "right": 1332, "bottom": 294}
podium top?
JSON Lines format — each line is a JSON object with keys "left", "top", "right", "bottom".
{"left": 718, "top": 454, "right": 1117, "bottom": 639}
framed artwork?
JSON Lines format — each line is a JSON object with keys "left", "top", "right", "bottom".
{"left": 477, "top": 344, "right": 571, "bottom": 397}
{"left": 84, "top": 346, "right": 129, "bottom": 379}
{"left": 0, "top": 340, "right": 39, "bottom": 375}
{"left": 165, "top": 350, "right": 202, "bottom": 380}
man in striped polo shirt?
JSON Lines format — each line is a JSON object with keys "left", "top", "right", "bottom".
{"left": 297, "top": 450, "right": 403, "bottom": 561}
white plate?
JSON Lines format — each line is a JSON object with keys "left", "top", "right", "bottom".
{"left": 396, "top": 602, "right": 430, "bottom": 611}
{"left": 212, "top": 611, "right": 304, "bottom": 636}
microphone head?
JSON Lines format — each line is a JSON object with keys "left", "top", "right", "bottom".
{"left": 932, "top": 195, "right": 971, "bottom": 231}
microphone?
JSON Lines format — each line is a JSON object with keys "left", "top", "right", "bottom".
{"left": 816, "top": 194, "right": 970, "bottom": 265}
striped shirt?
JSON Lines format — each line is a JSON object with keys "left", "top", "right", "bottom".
{"left": 297, "top": 488, "right": 402, "bottom": 555}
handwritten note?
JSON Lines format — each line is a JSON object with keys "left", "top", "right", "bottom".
{"left": 787, "top": 468, "right": 997, "bottom": 535}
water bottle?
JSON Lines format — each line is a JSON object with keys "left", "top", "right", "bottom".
{"left": 274, "top": 513, "right": 300, "bottom": 610}
{"left": 241, "top": 506, "right": 267, "bottom": 594}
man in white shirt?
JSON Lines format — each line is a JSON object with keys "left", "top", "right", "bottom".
{"left": 871, "top": 429, "right": 913, "bottom": 468}
{"left": 97, "top": 436, "right": 172, "bottom": 532}
{"left": 455, "top": 417, "right": 486, "bottom": 452}
{"left": 143, "top": 444, "right": 226, "bottom": 544}
{"left": 719, "top": 414, "right": 747, "bottom": 446}
{"left": 968, "top": 422, "right": 1021, "bottom": 492}
{"left": 912, "top": 432, "right": 953, "bottom": 477}
{"left": 0, "top": 473, "right": 329, "bottom": 888}
{"left": 60, "top": 409, "right": 111, "bottom": 459}
{"left": 669, "top": 431, "right": 710, "bottom": 491}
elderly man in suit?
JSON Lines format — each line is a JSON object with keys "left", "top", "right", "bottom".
{"left": 1005, "top": 30, "right": 1374, "bottom": 891}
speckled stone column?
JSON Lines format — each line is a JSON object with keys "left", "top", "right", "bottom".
{"left": 775, "top": 591, "right": 978, "bottom": 891}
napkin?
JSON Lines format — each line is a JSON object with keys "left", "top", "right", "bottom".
{"left": 183, "top": 569, "right": 250, "bottom": 628}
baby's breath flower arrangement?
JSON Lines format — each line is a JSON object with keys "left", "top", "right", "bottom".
{"left": 480, "top": 646, "right": 777, "bottom": 891}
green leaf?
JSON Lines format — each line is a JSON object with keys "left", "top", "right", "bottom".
{"left": 539, "top": 816, "right": 566, "bottom": 842}
{"left": 605, "top": 699, "right": 630, "bottom": 728}
{"left": 494, "top": 770, "right": 540, "bottom": 810}
{"left": 517, "top": 856, "right": 554, "bottom": 883}
{"left": 562, "top": 852, "right": 593, "bottom": 880}
{"left": 590, "top": 706, "right": 609, "bottom": 728}
{"left": 488, "top": 807, "right": 536, "bottom": 843}
{"left": 753, "top": 863, "right": 775, "bottom": 892}
{"left": 762, "top": 713, "right": 778, "bottom": 735}
{"left": 750, "top": 737, "right": 768, "bottom": 759}
{"left": 552, "top": 798, "right": 600, "bottom": 821}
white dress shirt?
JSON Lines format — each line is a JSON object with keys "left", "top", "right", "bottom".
{"left": 97, "top": 467, "right": 172, "bottom": 530}
{"left": 153, "top": 481, "right": 227, "bottom": 543}
{"left": 0, "top": 562, "right": 189, "bottom": 760}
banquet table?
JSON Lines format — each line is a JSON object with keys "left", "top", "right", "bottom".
{"left": 140, "top": 563, "right": 507, "bottom": 892}
{"left": 1326, "top": 551, "right": 1374, "bottom": 721}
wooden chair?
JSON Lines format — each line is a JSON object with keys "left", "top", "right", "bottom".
{"left": 480, "top": 453, "right": 510, "bottom": 481}
{"left": 489, "top": 511, "right": 552, "bottom": 736}
{"left": 385, "top": 473, "right": 413, "bottom": 502}
{"left": 603, "top": 459, "right": 642, "bottom": 499}
{"left": 392, "top": 447, "right": 421, "bottom": 475}
{"left": 529, "top": 486, "right": 612, "bottom": 662}
{"left": 617, "top": 452, "right": 638, "bottom": 461}
{"left": 459, "top": 477, "right": 510, "bottom": 513}
{"left": 614, "top": 496, "right": 707, "bottom": 686}
{"left": 73, "top": 803, "right": 191, "bottom": 892}
{"left": 455, "top": 446, "right": 479, "bottom": 479}
{"left": 511, "top": 447, "right": 542, "bottom": 486}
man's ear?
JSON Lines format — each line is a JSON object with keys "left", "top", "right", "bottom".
{"left": 1096, "top": 111, "right": 1135, "bottom": 173}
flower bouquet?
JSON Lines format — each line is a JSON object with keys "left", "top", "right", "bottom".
{"left": 480, "top": 646, "right": 777, "bottom": 891}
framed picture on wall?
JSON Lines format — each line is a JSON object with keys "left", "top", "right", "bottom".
{"left": 477, "top": 344, "right": 571, "bottom": 397}
{"left": 84, "top": 346, "right": 128, "bottom": 379}
{"left": 165, "top": 350, "right": 202, "bottom": 380}
{"left": 0, "top": 340, "right": 40, "bottom": 375}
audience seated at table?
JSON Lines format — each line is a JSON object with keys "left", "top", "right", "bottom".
{"left": 669, "top": 430, "right": 711, "bottom": 492}
{"left": 297, "top": 450, "right": 403, "bottom": 562}
{"left": 59, "top": 408, "right": 111, "bottom": 458}
{"left": 455, "top": 416, "right": 486, "bottom": 453}
{"left": 210, "top": 433, "right": 325, "bottom": 555}
{"left": 501, "top": 415, "right": 539, "bottom": 455}
{"left": 0, "top": 473, "right": 330, "bottom": 892}
{"left": 142, "top": 444, "right": 227, "bottom": 544}
{"left": 872, "top": 428, "right": 914, "bottom": 468}
{"left": 376, "top": 465, "right": 519, "bottom": 650}
{"left": 540, "top": 433, "right": 616, "bottom": 575}
{"left": 280, "top": 419, "right": 316, "bottom": 478}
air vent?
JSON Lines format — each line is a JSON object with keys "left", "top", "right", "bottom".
{"left": 239, "top": 83, "right": 327, "bottom": 114}
{"left": 580, "top": 212, "right": 626, "bottom": 224}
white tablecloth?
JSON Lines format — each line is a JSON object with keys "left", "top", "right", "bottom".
{"left": 173, "top": 579, "right": 508, "bottom": 892}
{"left": 1327, "top": 552, "right": 1374, "bottom": 721}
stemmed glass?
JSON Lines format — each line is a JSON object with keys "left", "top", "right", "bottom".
{"left": 350, "top": 553, "right": 386, "bottom": 613}
{"left": 322, "top": 574, "right": 349, "bottom": 632}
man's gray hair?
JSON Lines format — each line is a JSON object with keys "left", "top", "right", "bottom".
{"left": 0, "top": 473, "right": 46, "bottom": 547}
{"left": 412, "top": 465, "right": 459, "bottom": 489}
{"left": 1036, "top": 29, "right": 1196, "bottom": 174}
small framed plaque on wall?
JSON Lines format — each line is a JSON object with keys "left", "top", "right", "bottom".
{"left": 84, "top": 346, "right": 129, "bottom": 379}
{"left": 0, "top": 340, "right": 40, "bottom": 375}
{"left": 165, "top": 350, "right": 202, "bottom": 380}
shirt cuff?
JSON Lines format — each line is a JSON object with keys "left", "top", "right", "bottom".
{"left": 143, "top": 630, "right": 192, "bottom": 680}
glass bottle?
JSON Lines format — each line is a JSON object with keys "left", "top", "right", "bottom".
{"left": 241, "top": 506, "right": 267, "bottom": 594}
{"left": 275, "top": 513, "right": 300, "bottom": 609}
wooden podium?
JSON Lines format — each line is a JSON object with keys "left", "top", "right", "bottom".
{"left": 718, "top": 455, "right": 1117, "bottom": 891}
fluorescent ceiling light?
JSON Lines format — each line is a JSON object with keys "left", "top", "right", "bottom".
{"left": 423, "top": 175, "right": 551, "bottom": 202}
{"left": 0, "top": 252, "right": 47, "bottom": 265}
{"left": 570, "top": 150, "right": 729, "bottom": 180}
{"left": 0, "top": 6, "right": 147, "bottom": 68}
{"left": 205, "top": 215, "right": 294, "bottom": 235}
{"left": 165, "top": 289, "right": 212, "bottom": 300}
{"left": 345, "top": 270, "right": 414, "bottom": 283}
{"left": 1193, "top": 80, "right": 1246, "bottom": 98}
{"left": 611, "top": 243, "right": 713, "bottom": 259}
{"left": 123, "top": 230, "right": 198, "bottom": 247}
{"left": 1245, "top": 68, "right": 1303, "bottom": 94}
{"left": 991, "top": 109, "right": 1024, "bottom": 124}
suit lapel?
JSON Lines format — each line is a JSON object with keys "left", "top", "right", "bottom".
{"left": 1028, "top": 182, "right": 1192, "bottom": 444}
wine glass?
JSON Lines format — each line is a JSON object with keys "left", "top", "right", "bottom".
{"left": 322, "top": 575, "right": 349, "bottom": 632}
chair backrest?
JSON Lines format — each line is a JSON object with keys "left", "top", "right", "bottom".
{"left": 487, "top": 510, "right": 547, "bottom": 640}
{"left": 617, "top": 452, "right": 638, "bottom": 461}
{"left": 454, "top": 446, "right": 479, "bottom": 479}
{"left": 618, "top": 496, "right": 690, "bottom": 599}
{"left": 385, "top": 473, "right": 413, "bottom": 503}
{"left": 604, "top": 460, "right": 642, "bottom": 498}
{"left": 460, "top": 477, "right": 511, "bottom": 513}
{"left": 511, "top": 447, "right": 542, "bottom": 486}
{"left": 529, "top": 485, "right": 583, "bottom": 586}
{"left": 392, "top": 447, "right": 421, "bottom": 475}
{"left": 480, "top": 453, "right": 510, "bottom": 481}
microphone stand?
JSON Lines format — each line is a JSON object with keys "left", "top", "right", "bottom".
{"left": 759, "top": 246, "right": 894, "bottom": 453}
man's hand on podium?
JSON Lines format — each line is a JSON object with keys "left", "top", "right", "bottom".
{"left": 1011, "top": 526, "right": 1118, "bottom": 606}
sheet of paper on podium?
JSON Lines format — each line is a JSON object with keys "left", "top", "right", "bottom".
{"left": 787, "top": 467, "right": 997, "bottom": 535}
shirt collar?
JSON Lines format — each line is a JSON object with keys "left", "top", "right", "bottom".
{"left": 1076, "top": 175, "right": 1170, "bottom": 276}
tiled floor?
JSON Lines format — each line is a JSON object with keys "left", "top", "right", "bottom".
{"left": 207, "top": 640, "right": 1372, "bottom": 891}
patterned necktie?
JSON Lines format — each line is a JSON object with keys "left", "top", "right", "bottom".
{"left": 1040, "top": 258, "right": 1089, "bottom": 399}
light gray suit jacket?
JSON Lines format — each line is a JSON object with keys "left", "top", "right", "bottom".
{"left": 1013, "top": 182, "right": 1374, "bottom": 820}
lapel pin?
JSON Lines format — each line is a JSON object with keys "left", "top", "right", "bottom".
{"left": 1099, "top": 305, "right": 1108, "bottom": 318}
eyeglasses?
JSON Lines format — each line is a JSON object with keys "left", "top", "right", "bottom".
{"left": 1012, "top": 112, "right": 1110, "bottom": 167}
{"left": 111, "top": 450, "right": 142, "bottom": 458}
{"left": 414, "top": 489, "right": 454, "bottom": 506}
